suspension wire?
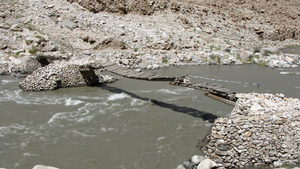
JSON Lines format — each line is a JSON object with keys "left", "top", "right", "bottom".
{"left": 188, "top": 75, "right": 260, "bottom": 89}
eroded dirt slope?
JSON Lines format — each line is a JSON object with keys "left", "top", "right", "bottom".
{"left": 67, "top": 0, "right": 300, "bottom": 41}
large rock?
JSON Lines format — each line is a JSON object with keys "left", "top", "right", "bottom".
{"left": 197, "top": 159, "right": 217, "bottom": 169}
{"left": 191, "top": 155, "right": 205, "bottom": 165}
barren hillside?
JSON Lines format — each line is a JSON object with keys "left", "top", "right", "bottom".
{"left": 67, "top": 0, "right": 300, "bottom": 41}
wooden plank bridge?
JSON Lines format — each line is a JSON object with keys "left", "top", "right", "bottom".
{"left": 80, "top": 62, "right": 238, "bottom": 106}
{"left": 100, "top": 62, "right": 176, "bottom": 81}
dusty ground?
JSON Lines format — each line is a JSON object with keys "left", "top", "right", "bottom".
{"left": 0, "top": 0, "right": 299, "bottom": 74}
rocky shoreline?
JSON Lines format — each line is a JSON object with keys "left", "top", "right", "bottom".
{"left": 205, "top": 93, "right": 300, "bottom": 168}
{"left": 1, "top": 0, "right": 300, "bottom": 78}
{"left": 176, "top": 93, "right": 300, "bottom": 169}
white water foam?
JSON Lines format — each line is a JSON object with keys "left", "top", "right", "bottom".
{"left": 71, "top": 129, "right": 96, "bottom": 137}
{"left": 0, "top": 89, "right": 65, "bottom": 105}
{"left": 158, "top": 89, "right": 179, "bottom": 94}
{"left": 280, "top": 71, "right": 300, "bottom": 75}
{"left": 158, "top": 88, "right": 193, "bottom": 95}
{"left": 138, "top": 90, "right": 152, "bottom": 93}
{"left": 280, "top": 72, "right": 290, "bottom": 75}
{"left": 156, "top": 136, "right": 172, "bottom": 154}
{"left": 47, "top": 112, "right": 67, "bottom": 124}
{"left": 108, "top": 93, "right": 130, "bottom": 101}
{"left": 1, "top": 79, "right": 17, "bottom": 84}
{"left": 47, "top": 111, "right": 95, "bottom": 125}
{"left": 100, "top": 127, "right": 118, "bottom": 132}
{"left": 23, "top": 152, "right": 38, "bottom": 157}
{"left": 77, "top": 96, "right": 106, "bottom": 100}
{"left": 111, "top": 108, "right": 143, "bottom": 117}
{"left": 65, "top": 98, "right": 84, "bottom": 106}
{"left": 0, "top": 123, "right": 30, "bottom": 141}
{"left": 130, "top": 98, "right": 147, "bottom": 106}
{"left": 47, "top": 102, "right": 110, "bottom": 125}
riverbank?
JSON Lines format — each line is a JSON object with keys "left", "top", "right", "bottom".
{"left": 176, "top": 92, "right": 300, "bottom": 169}
{"left": 206, "top": 92, "right": 300, "bottom": 168}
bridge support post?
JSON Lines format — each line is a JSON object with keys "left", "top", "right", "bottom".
{"left": 79, "top": 67, "right": 99, "bottom": 86}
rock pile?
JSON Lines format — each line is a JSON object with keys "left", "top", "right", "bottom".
{"left": 267, "top": 54, "right": 300, "bottom": 68}
{"left": 19, "top": 61, "right": 117, "bottom": 91}
{"left": 204, "top": 93, "right": 300, "bottom": 168}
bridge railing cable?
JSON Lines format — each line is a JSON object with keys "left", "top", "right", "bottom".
{"left": 188, "top": 75, "right": 260, "bottom": 93}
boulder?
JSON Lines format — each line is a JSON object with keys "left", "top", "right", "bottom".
{"left": 197, "top": 159, "right": 217, "bottom": 169}
{"left": 191, "top": 155, "right": 205, "bottom": 165}
{"left": 134, "top": 68, "right": 141, "bottom": 72}
{"left": 9, "top": 57, "right": 22, "bottom": 65}
{"left": 146, "top": 65, "right": 153, "bottom": 70}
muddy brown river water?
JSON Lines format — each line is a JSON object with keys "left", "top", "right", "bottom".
{"left": 0, "top": 64, "right": 299, "bottom": 169}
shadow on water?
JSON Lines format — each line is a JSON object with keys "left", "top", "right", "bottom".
{"left": 97, "top": 84, "right": 218, "bottom": 123}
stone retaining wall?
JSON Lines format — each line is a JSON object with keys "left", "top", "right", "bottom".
{"left": 204, "top": 93, "right": 300, "bottom": 168}
{"left": 19, "top": 62, "right": 117, "bottom": 91}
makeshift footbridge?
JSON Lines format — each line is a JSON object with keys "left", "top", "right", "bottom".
{"left": 79, "top": 62, "right": 239, "bottom": 106}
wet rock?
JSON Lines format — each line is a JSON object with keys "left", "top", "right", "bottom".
{"left": 183, "top": 160, "right": 196, "bottom": 169}
{"left": 134, "top": 68, "right": 141, "bottom": 72}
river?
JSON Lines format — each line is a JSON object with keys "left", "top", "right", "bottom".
{"left": 0, "top": 64, "right": 299, "bottom": 169}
